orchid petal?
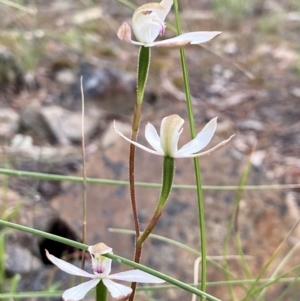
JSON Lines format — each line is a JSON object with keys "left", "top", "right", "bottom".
{"left": 117, "top": 22, "right": 143, "bottom": 45}
{"left": 160, "top": 115, "right": 184, "bottom": 157}
{"left": 62, "top": 279, "right": 100, "bottom": 301}
{"left": 109, "top": 270, "right": 165, "bottom": 283}
{"left": 102, "top": 278, "right": 132, "bottom": 300}
{"left": 113, "top": 121, "right": 162, "bottom": 156}
{"left": 45, "top": 250, "right": 95, "bottom": 278}
{"left": 176, "top": 117, "right": 217, "bottom": 157}
{"left": 145, "top": 123, "right": 164, "bottom": 154}
{"left": 178, "top": 135, "right": 235, "bottom": 158}
{"left": 147, "top": 31, "right": 222, "bottom": 47}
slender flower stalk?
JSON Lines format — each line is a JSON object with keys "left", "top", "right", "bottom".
{"left": 172, "top": 0, "right": 211, "bottom": 297}
{"left": 46, "top": 243, "right": 164, "bottom": 301}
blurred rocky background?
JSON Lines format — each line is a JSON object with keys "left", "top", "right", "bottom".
{"left": 0, "top": 0, "right": 300, "bottom": 300}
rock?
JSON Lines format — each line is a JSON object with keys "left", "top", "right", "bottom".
{"left": 255, "top": 44, "right": 298, "bottom": 70}
{"left": 291, "top": 87, "right": 300, "bottom": 99}
{"left": 208, "top": 65, "right": 235, "bottom": 97}
{"left": 10, "top": 134, "right": 34, "bottom": 149}
{"left": 2, "top": 139, "right": 85, "bottom": 200}
{"left": 0, "top": 47, "right": 25, "bottom": 93}
{"left": 64, "top": 65, "right": 136, "bottom": 115}
{"left": 287, "top": 12, "right": 300, "bottom": 21}
{"left": 0, "top": 188, "right": 55, "bottom": 271}
{"left": 39, "top": 106, "right": 71, "bottom": 145}
{"left": 5, "top": 238, "right": 42, "bottom": 275}
{"left": 100, "top": 120, "right": 131, "bottom": 149}
{"left": 0, "top": 108, "right": 19, "bottom": 139}
{"left": 71, "top": 6, "right": 103, "bottom": 25}
{"left": 238, "top": 119, "right": 265, "bottom": 131}
{"left": 250, "top": 150, "right": 266, "bottom": 167}
{"left": 223, "top": 41, "right": 238, "bottom": 55}
{"left": 40, "top": 105, "right": 101, "bottom": 144}
{"left": 20, "top": 102, "right": 52, "bottom": 142}
{"left": 219, "top": 91, "right": 257, "bottom": 109}
{"left": 20, "top": 102, "right": 102, "bottom": 145}
{"left": 0, "top": 184, "right": 79, "bottom": 275}
{"left": 55, "top": 68, "right": 76, "bottom": 85}
{"left": 5, "top": 137, "right": 82, "bottom": 164}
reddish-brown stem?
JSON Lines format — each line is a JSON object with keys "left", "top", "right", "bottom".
{"left": 129, "top": 46, "right": 151, "bottom": 301}
{"left": 129, "top": 103, "right": 142, "bottom": 239}
{"left": 129, "top": 140, "right": 140, "bottom": 238}
{"left": 131, "top": 208, "right": 162, "bottom": 300}
{"left": 137, "top": 211, "right": 162, "bottom": 246}
{"left": 129, "top": 103, "right": 142, "bottom": 301}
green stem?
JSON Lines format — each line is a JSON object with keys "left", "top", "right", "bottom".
{"left": 157, "top": 157, "right": 175, "bottom": 211}
{"left": 3, "top": 275, "right": 300, "bottom": 299}
{"left": 108, "top": 253, "right": 221, "bottom": 301}
{"left": 129, "top": 45, "right": 151, "bottom": 301}
{"left": 137, "top": 156, "right": 175, "bottom": 245}
{"left": 0, "top": 220, "right": 87, "bottom": 249}
{"left": 137, "top": 46, "right": 150, "bottom": 104}
{"left": 96, "top": 281, "right": 107, "bottom": 301}
{"left": 173, "top": 0, "right": 206, "bottom": 298}
{"left": 80, "top": 77, "right": 87, "bottom": 271}
{"left": 0, "top": 231, "right": 5, "bottom": 295}
{"left": 0, "top": 168, "right": 299, "bottom": 191}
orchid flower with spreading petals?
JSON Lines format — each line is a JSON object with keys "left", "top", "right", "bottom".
{"left": 117, "top": 0, "right": 221, "bottom": 47}
{"left": 46, "top": 243, "right": 164, "bottom": 301}
{"left": 114, "top": 115, "right": 234, "bottom": 158}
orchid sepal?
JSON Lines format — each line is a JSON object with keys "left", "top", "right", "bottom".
{"left": 45, "top": 250, "right": 95, "bottom": 278}
{"left": 63, "top": 279, "right": 100, "bottom": 301}
{"left": 113, "top": 121, "right": 163, "bottom": 156}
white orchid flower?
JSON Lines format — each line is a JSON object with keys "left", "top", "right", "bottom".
{"left": 114, "top": 115, "right": 234, "bottom": 158}
{"left": 46, "top": 243, "right": 164, "bottom": 301}
{"left": 117, "top": 0, "right": 221, "bottom": 47}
